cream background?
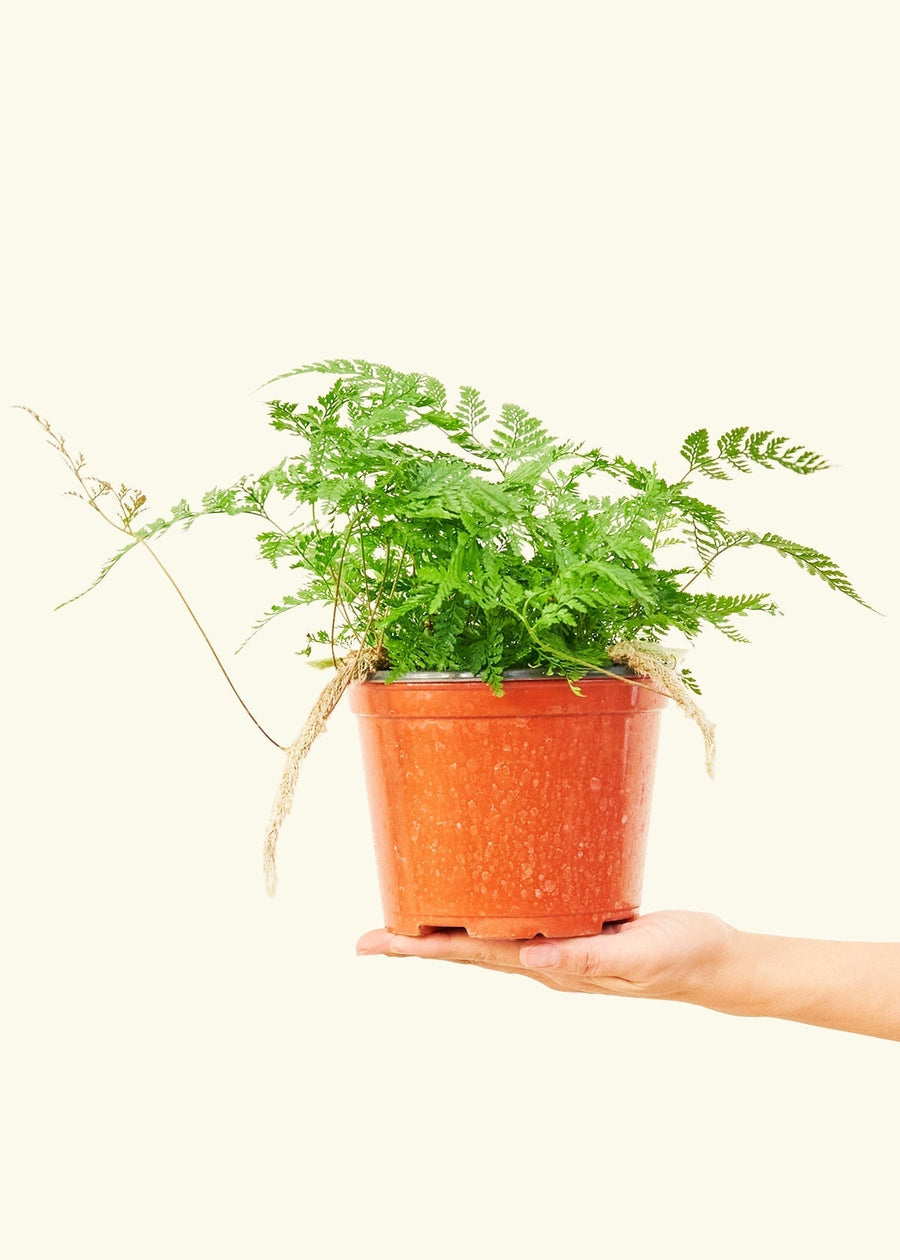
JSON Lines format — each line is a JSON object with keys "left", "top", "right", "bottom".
{"left": 2, "top": 3, "right": 898, "bottom": 1257}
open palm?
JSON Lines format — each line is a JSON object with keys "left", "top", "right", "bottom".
{"left": 357, "top": 911, "right": 739, "bottom": 1000}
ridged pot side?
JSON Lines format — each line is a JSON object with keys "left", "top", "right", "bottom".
{"left": 348, "top": 674, "right": 668, "bottom": 940}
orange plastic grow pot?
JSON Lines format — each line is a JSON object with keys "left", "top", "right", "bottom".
{"left": 349, "top": 670, "right": 668, "bottom": 940}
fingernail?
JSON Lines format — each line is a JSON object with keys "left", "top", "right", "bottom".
{"left": 520, "top": 943, "right": 562, "bottom": 967}
{"left": 356, "top": 947, "right": 370, "bottom": 955}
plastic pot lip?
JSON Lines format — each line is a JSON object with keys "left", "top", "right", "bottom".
{"left": 367, "top": 667, "right": 634, "bottom": 683}
{"left": 365, "top": 648, "right": 686, "bottom": 684}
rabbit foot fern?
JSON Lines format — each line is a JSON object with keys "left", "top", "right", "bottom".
{"left": 24, "top": 361, "right": 873, "bottom": 895}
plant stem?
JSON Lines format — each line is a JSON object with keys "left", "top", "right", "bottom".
{"left": 28, "top": 408, "right": 285, "bottom": 750}
{"left": 509, "top": 601, "right": 658, "bottom": 692}
{"left": 136, "top": 539, "right": 285, "bottom": 748}
{"left": 329, "top": 509, "right": 366, "bottom": 666}
{"left": 373, "top": 539, "right": 408, "bottom": 658}
{"left": 680, "top": 541, "right": 735, "bottom": 592}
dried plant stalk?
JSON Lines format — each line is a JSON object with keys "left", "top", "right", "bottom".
{"left": 608, "top": 641, "right": 716, "bottom": 776}
{"left": 263, "top": 646, "right": 385, "bottom": 896}
{"left": 262, "top": 640, "right": 715, "bottom": 896}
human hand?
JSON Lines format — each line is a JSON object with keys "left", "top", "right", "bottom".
{"left": 356, "top": 910, "right": 741, "bottom": 1003}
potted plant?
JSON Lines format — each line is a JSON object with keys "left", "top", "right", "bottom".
{"left": 24, "top": 358, "right": 870, "bottom": 937}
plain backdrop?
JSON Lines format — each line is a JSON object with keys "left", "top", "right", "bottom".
{"left": 2, "top": 3, "right": 898, "bottom": 1257}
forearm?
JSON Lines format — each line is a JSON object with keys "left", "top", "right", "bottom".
{"left": 695, "top": 931, "right": 900, "bottom": 1041}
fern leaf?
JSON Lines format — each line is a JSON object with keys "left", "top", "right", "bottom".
{"left": 688, "top": 428, "right": 833, "bottom": 480}
{"left": 55, "top": 499, "right": 200, "bottom": 609}
{"left": 54, "top": 537, "right": 142, "bottom": 609}
{"left": 734, "top": 532, "right": 874, "bottom": 608}
{"left": 679, "top": 666, "right": 702, "bottom": 695}
{"left": 262, "top": 359, "right": 393, "bottom": 390}
{"left": 716, "top": 427, "right": 751, "bottom": 473}
{"left": 427, "top": 409, "right": 492, "bottom": 460}
{"left": 744, "top": 432, "right": 830, "bottom": 475}
{"left": 236, "top": 585, "right": 322, "bottom": 652}
{"left": 680, "top": 428, "right": 710, "bottom": 469}
{"left": 687, "top": 591, "right": 780, "bottom": 637}
{"left": 489, "top": 403, "right": 554, "bottom": 471}
{"left": 416, "top": 374, "right": 447, "bottom": 410}
{"left": 454, "top": 385, "right": 490, "bottom": 434}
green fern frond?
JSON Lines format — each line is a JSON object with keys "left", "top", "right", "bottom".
{"left": 54, "top": 537, "right": 143, "bottom": 609}
{"left": 489, "top": 403, "right": 554, "bottom": 472}
{"left": 679, "top": 666, "right": 702, "bottom": 695}
{"left": 680, "top": 428, "right": 710, "bottom": 467}
{"left": 685, "top": 428, "right": 832, "bottom": 481}
{"left": 742, "top": 432, "right": 830, "bottom": 475}
{"left": 416, "top": 375, "right": 447, "bottom": 409}
{"left": 56, "top": 498, "right": 202, "bottom": 608}
{"left": 425, "top": 410, "right": 492, "bottom": 460}
{"left": 686, "top": 591, "right": 780, "bottom": 640}
{"left": 454, "top": 385, "right": 490, "bottom": 434}
{"left": 731, "top": 531, "right": 874, "bottom": 608}
{"left": 262, "top": 359, "right": 395, "bottom": 390}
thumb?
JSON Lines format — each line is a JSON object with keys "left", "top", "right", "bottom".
{"left": 519, "top": 933, "right": 625, "bottom": 977}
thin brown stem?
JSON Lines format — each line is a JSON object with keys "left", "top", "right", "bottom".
{"left": 138, "top": 541, "right": 284, "bottom": 749}
{"left": 329, "top": 516, "right": 356, "bottom": 666}
{"left": 328, "top": 507, "right": 373, "bottom": 664}
{"left": 369, "top": 538, "right": 393, "bottom": 654}
{"left": 374, "top": 540, "right": 409, "bottom": 657}
{"left": 357, "top": 525, "right": 373, "bottom": 617}
{"left": 680, "top": 542, "right": 734, "bottom": 592}
{"left": 24, "top": 407, "right": 285, "bottom": 750}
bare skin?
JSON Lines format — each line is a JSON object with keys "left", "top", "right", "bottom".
{"left": 356, "top": 911, "right": 900, "bottom": 1042}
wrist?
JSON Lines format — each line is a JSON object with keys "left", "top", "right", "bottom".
{"left": 677, "top": 923, "right": 761, "bottom": 1015}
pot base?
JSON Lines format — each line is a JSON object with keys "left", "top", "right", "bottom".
{"left": 385, "top": 909, "right": 638, "bottom": 941}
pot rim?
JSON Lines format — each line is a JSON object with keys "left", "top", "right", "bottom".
{"left": 365, "top": 648, "right": 686, "bottom": 683}
{"left": 368, "top": 666, "right": 635, "bottom": 683}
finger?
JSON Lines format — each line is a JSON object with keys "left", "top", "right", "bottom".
{"left": 355, "top": 934, "right": 580, "bottom": 991}
{"left": 445, "top": 959, "right": 581, "bottom": 991}
{"left": 356, "top": 929, "right": 403, "bottom": 955}
{"left": 357, "top": 928, "right": 525, "bottom": 969}
{"left": 519, "top": 934, "right": 634, "bottom": 985}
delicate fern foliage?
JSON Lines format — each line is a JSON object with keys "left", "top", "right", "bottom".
{"left": 36, "top": 363, "right": 873, "bottom": 695}
{"left": 454, "top": 385, "right": 490, "bottom": 434}
{"left": 488, "top": 403, "right": 555, "bottom": 473}
{"left": 681, "top": 427, "right": 831, "bottom": 479}
{"left": 675, "top": 592, "right": 781, "bottom": 643}
{"left": 725, "top": 531, "right": 872, "bottom": 607}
